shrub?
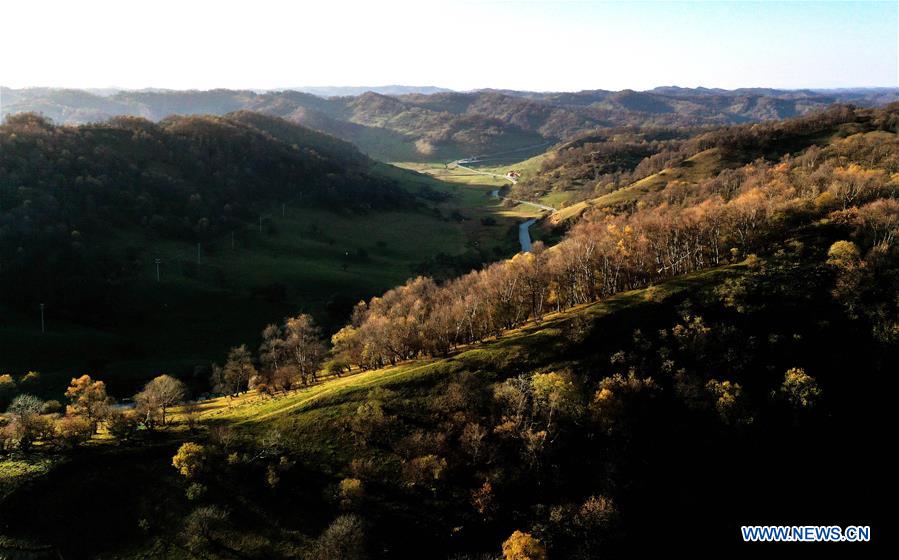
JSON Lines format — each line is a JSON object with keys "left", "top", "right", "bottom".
{"left": 54, "top": 415, "right": 93, "bottom": 448}
{"left": 173, "top": 442, "right": 208, "bottom": 479}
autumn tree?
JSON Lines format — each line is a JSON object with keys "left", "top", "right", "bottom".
{"left": 5, "top": 394, "right": 50, "bottom": 450}
{"left": 532, "top": 371, "right": 582, "bottom": 430}
{"left": 134, "top": 374, "right": 187, "bottom": 426}
{"left": 64, "top": 375, "right": 113, "bottom": 430}
{"left": 282, "top": 314, "right": 327, "bottom": 385}
{"left": 826, "top": 240, "right": 865, "bottom": 317}
{"left": 211, "top": 345, "right": 256, "bottom": 395}
{"left": 706, "top": 379, "right": 751, "bottom": 425}
{"left": 590, "top": 373, "right": 660, "bottom": 434}
{"left": 173, "top": 442, "right": 208, "bottom": 479}
{"left": 779, "top": 367, "right": 822, "bottom": 410}
{"left": 502, "top": 530, "right": 547, "bottom": 560}
{"left": 259, "top": 314, "right": 326, "bottom": 387}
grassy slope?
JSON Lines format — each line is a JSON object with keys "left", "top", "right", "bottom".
{"left": 0, "top": 164, "right": 524, "bottom": 399}
{"left": 549, "top": 148, "right": 727, "bottom": 225}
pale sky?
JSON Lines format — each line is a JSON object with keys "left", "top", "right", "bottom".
{"left": 1, "top": 0, "right": 896, "bottom": 91}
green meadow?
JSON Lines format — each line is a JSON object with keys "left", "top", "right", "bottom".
{"left": 0, "top": 164, "right": 527, "bottom": 398}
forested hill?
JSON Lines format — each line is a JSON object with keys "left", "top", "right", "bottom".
{"left": 0, "top": 112, "right": 411, "bottom": 314}
{"left": 0, "top": 111, "right": 408, "bottom": 234}
{"left": 509, "top": 103, "right": 899, "bottom": 216}
{"left": 3, "top": 86, "right": 897, "bottom": 161}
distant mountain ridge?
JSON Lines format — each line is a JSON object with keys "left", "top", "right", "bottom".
{"left": 2, "top": 86, "right": 897, "bottom": 161}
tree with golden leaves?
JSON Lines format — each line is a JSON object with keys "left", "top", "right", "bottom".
{"left": 173, "top": 442, "right": 207, "bottom": 479}
{"left": 502, "top": 530, "right": 547, "bottom": 560}
{"left": 64, "top": 374, "right": 113, "bottom": 430}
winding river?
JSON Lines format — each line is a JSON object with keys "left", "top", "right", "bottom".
{"left": 490, "top": 189, "right": 553, "bottom": 252}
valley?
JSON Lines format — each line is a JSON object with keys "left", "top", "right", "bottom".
{"left": 2, "top": 90, "right": 897, "bottom": 559}
{"left": 1, "top": 0, "right": 895, "bottom": 557}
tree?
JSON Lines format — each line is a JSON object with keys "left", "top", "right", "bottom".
{"left": 826, "top": 240, "right": 861, "bottom": 269}
{"left": 532, "top": 371, "right": 582, "bottom": 429}
{"left": 502, "top": 530, "right": 547, "bottom": 560}
{"left": 590, "top": 373, "right": 660, "bottom": 434}
{"left": 283, "top": 314, "right": 327, "bottom": 385}
{"left": 471, "top": 480, "right": 496, "bottom": 519}
{"left": 134, "top": 374, "right": 186, "bottom": 426}
{"left": 706, "top": 379, "right": 750, "bottom": 425}
{"left": 8, "top": 393, "right": 44, "bottom": 417}
{"left": 64, "top": 375, "right": 112, "bottom": 430}
{"left": 259, "top": 315, "right": 327, "bottom": 387}
{"left": 211, "top": 345, "right": 256, "bottom": 395}
{"left": 826, "top": 240, "right": 864, "bottom": 317}
{"left": 780, "top": 367, "right": 822, "bottom": 410}
{"left": 173, "top": 442, "right": 208, "bottom": 479}
{"left": 308, "top": 515, "right": 367, "bottom": 560}
{"left": 5, "top": 394, "right": 49, "bottom": 450}
{"left": 259, "top": 323, "right": 286, "bottom": 377}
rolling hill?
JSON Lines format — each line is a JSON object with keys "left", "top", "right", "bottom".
{"left": 4, "top": 86, "right": 897, "bottom": 162}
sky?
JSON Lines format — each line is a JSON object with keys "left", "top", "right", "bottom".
{"left": 0, "top": 0, "right": 896, "bottom": 92}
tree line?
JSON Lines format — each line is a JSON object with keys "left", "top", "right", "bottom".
{"left": 1, "top": 372, "right": 192, "bottom": 452}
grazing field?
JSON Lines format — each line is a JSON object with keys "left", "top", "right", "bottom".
{"left": 393, "top": 162, "right": 547, "bottom": 220}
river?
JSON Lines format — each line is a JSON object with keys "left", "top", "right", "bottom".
{"left": 490, "top": 189, "right": 547, "bottom": 253}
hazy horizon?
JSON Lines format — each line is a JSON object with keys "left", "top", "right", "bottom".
{"left": 2, "top": 84, "right": 897, "bottom": 95}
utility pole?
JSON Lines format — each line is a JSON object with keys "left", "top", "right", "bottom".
{"left": 155, "top": 258, "right": 161, "bottom": 282}
{"left": 40, "top": 303, "right": 45, "bottom": 334}
{"left": 282, "top": 203, "right": 285, "bottom": 218}
{"left": 197, "top": 243, "right": 201, "bottom": 265}
{"left": 259, "top": 216, "right": 263, "bottom": 233}
{"left": 231, "top": 231, "right": 235, "bottom": 250}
